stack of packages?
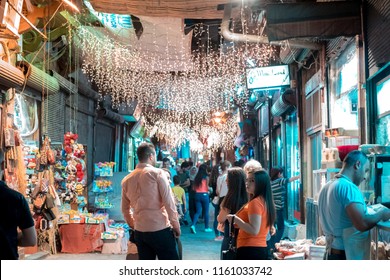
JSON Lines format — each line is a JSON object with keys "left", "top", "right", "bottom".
{"left": 101, "top": 222, "right": 130, "bottom": 254}
{"left": 274, "top": 239, "right": 314, "bottom": 260}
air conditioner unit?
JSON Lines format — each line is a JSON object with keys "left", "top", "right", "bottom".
{"left": 0, "top": 0, "right": 23, "bottom": 39}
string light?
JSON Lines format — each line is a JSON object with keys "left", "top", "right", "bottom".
{"left": 75, "top": 17, "right": 278, "bottom": 150}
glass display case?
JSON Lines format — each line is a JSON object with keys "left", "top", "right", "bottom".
{"left": 372, "top": 155, "right": 390, "bottom": 208}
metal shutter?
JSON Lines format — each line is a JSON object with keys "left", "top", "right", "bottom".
{"left": 366, "top": 0, "right": 390, "bottom": 71}
{"left": 43, "top": 90, "right": 65, "bottom": 142}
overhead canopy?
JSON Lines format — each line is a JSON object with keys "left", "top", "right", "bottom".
{"left": 87, "top": 0, "right": 241, "bottom": 19}
{"left": 266, "top": 1, "right": 361, "bottom": 41}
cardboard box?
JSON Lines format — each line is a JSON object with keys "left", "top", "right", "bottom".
{"left": 57, "top": 214, "right": 70, "bottom": 224}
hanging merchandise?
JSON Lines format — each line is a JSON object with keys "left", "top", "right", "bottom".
{"left": 93, "top": 162, "right": 116, "bottom": 209}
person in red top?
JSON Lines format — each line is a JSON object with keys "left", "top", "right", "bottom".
{"left": 227, "top": 170, "right": 276, "bottom": 260}
{"left": 190, "top": 164, "right": 212, "bottom": 234}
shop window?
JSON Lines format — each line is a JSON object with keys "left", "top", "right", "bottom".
{"left": 329, "top": 43, "right": 359, "bottom": 130}
{"left": 305, "top": 90, "right": 322, "bottom": 133}
{"left": 377, "top": 115, "right": 390, "bottom": 145}
{"left": 376, "top": 76, "right": 390, "bottom": 118}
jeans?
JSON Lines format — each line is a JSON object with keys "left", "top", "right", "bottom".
{"left": 188, "top": 189, "right": 196, "bottom": 223}
{"left": 134, "top": 227, "right": 179, "bottom": 260}
{"left": 192, "top": 193, "right": 210, "bottom": 228}
{"left": 212, "top": 200, "right": 222, "bottom": 237}
{"left": 268, "top": 209, "right": 285, "bottom": 251}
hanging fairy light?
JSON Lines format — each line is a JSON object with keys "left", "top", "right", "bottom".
{"left": 74, "top": 15, "right": 277, "bottom": 150}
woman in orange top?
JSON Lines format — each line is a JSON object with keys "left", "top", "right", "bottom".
{"left": 227, "top": 170, "right": 276, "bottom": 260}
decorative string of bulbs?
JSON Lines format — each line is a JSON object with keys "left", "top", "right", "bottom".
{"left": 75, "top": 18, "right": 277, "bottom": 150}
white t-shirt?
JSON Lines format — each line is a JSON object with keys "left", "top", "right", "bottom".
{"left": 216, "top": 173, "right": 228, "bottom": 198}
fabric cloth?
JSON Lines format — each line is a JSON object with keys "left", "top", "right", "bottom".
{"left": 121, "top": 163, "right": 180, "bottom": 232}
{"left": 236, "top": 197, "right": 270, "bottom": 248}
{"left": 271, "top": 178, "right": 288, "bottom": 210}
{"left": 59, "top": 223, "right": 104, "bottom": 253}
{"left": 172, "top": 185, "right": 185, "bottom": 204}
{"left": 216, "top": 174, "right": 228, "bottom": 198}
{"left": 318, "top": 174, "right": 367, "bottom": 256}
{"left": 0, "top": 181, "right": 35, "bottom": 260}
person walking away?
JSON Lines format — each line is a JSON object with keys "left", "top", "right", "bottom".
{"left": 172, "top": 175, "right": 187, "bottom": 225}
{"left": 214, "top": 161, "right": 231, "bottom": 241}
{"left": 190, "top": 164, "right": 212, "bottom": 233}
{"left": 268, "top": 167, "right": 300, "bottom": 251}
{"left": 0, "top": 149, "right": 37, "bottom": 260}
{"left": 227, "top": 170, "right": 276, "bottom": 260}
{"left": 188, "top": 166, "right": 198, "bottom": 224}
{"left": 121, "top": 142, "right": 181, "bottom": 260}
{"left": 318, "top": 150, "right": 390, "bottom": 260}
{"left": 217, "top": 167, "right": 248, "bottom": 259}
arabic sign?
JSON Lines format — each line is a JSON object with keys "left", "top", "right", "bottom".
{"left": 246, "top": 65, "right": 290, "bottom": 89}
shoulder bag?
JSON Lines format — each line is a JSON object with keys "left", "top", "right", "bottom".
{"left": 221, "top": 215, "right": 238, "bottom": 260}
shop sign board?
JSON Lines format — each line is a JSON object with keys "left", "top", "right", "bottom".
{"left": 246, "top": 65, "right": 290, "bottom": 90}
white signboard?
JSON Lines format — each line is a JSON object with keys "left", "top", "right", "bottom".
{"left": 246, "top": 65, "right": 290, "bottom": 89}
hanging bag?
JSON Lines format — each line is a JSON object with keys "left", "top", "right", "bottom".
{"left": 222, "top": 215, "right": 238, "bottom": 260}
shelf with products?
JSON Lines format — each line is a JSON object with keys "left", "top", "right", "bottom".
{"left": 93, "top": 162, "right": 116, "bottom": 209}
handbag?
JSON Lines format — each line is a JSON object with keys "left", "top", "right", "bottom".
{"left": 222, "top": 216, "right": 238, "bottom": 260}
{"left": 42, "top": 207, "right": 56, "bottom": 221}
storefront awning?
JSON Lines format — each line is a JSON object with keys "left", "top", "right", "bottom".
{"left": 266, "top": 2, "right": 361, "bottom": 41}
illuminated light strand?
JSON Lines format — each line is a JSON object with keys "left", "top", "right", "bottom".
{"left": 75, "top": 24, "right": 277, "bottom": 149}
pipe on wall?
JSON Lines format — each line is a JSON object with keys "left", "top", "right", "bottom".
{"left": 0, "top": 59, "right": 25, "bottom": 90}
{"left": 98, "top": 108, "right": 125, "bottom": 124}
{"left": 221, "top": 3, "right": 322, "bottom": 50}
{"left": 17, "top": 61, "right": 59, "bottom": 95}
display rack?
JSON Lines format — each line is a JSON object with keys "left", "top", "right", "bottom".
{"left": 93, "top": 162, "right": 115, "bottom": 209}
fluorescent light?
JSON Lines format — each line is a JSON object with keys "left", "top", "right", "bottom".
{"left": 63, "top": 0, "right": 80, "bottom": 13}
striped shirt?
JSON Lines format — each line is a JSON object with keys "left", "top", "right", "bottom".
{"left": 271, "top": 178, "right": 288, "bottom": 210}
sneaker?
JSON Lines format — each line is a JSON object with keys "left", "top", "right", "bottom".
{"left": 204, "top": 228, "right": 213, "bottom": 233}
{"left": 214, "top": 236, "right": 224, "bottom": 241}
{"left": 190, "top": 225, "right": 196, "bottom": 234}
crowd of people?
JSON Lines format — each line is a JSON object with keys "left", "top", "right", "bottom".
{"left": 2, "top": 142, "right": 389, "bottom": 260}
{"left": 120, "top": 142, "right": 305, "bottom": 260}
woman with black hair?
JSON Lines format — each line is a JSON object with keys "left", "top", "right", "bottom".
{"left": 217, "top": 167, "right": 248, "bottom": 259}
{"left": 190, "top": 164, "right": 212, "bottom": 234}
{"left": 227, "top": 170, "right": 276, "bottom": 260}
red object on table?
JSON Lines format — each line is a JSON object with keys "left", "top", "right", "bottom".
{"left": 337, "top": 145, "right": 359, "bottom": 161}
{"left": 59, "top": 223, "right": 104, "bottom": 253}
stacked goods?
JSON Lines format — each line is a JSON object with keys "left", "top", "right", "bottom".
{"left": 274, "top": 239, "right": 313, "bottom": 260}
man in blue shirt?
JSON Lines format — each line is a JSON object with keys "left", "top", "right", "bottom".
{"left": 318, "top": 150, "right": 390, "bottom": 260}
